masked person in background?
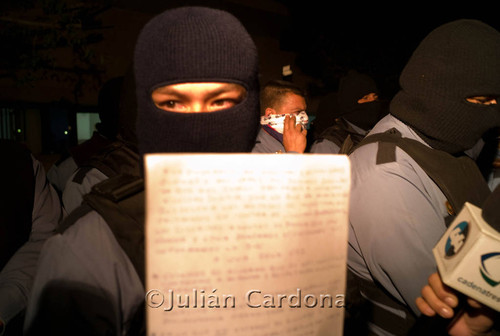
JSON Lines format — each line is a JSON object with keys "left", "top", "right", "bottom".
{"left": 252, "top": 79, "right": 309, "bottom": 154}
{"left": 24, "top": 6, "right": 260, "bottom": 335}
{"left": 46, "top": 77, "right": 123, "bottom": 196}
{"left": 345, "top": 19, "right": 500, "bottom": 336}
{"left": 61, "top": 68, "right": 141, "bottom": 215}
{"left": 311, "top": 69, "right": 385, "bottom": 154}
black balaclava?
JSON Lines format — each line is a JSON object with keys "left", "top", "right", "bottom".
{"left": 337, "top": 70, "right": 382, "bottom": 131}
{"left": 390, "top": 19, "right": 500, "bottom": 155}
{"left": 134, "top": 6, "right": 260, "bottom": 156}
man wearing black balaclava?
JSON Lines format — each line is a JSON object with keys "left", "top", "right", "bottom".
{"left": 310, "top": 69, "right": 385, "bottom": 154}
{"left": 345, "top": 20, "right": 500, "bottom": 336}
{"left": 134, "top": 7, "right": 259, "bottom": 155}
{"left": 23, "top": 7, "right": 260, "bottom": 335}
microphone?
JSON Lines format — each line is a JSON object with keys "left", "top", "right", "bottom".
{"left": 409, "top": 186, "right": 500, "bottom": 335}
{"left": 433, "top": 185, "right": 500, "bottom": 312}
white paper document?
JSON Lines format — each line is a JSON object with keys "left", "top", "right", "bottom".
{"left": 144, "top": 154, "right": 351, "bottom": 336}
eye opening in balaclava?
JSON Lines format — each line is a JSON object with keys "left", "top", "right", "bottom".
{"left": 149, "top": 79, "right": 249, "bottom": 114}
{"left": 463, "top": 95, "right": 499, "bottom": 106}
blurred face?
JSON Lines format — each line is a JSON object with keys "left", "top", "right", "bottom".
{"left": 265, "top": 92, "right": 306, "bottom": 116}
{"left": 152, "top": 82, "right": 247, "bottom": 113}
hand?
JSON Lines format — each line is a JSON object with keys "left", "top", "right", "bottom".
{"left": 416, "top": 272, "right": 497, "bottom": 336}
{"left": 283, "top": 114, "right": 307, "bottom": 153}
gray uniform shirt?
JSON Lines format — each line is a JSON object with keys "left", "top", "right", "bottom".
{"left": 62, "top": 168, "right": 108, "bottom": 214}
{"left": 0, "top": 156, "right": 62, "bottom": 330}
{"left": 348, "top": 114, "right": 450, "bottom": 334}
{"left": 23, "top": 211, "right": 144, "bottom": 334}
{"left": 310, "top": 119, "right": 367, "bottom": 154}
{"left": 251, "top": 127, "right": 285, "bottom": 153}
{"left": 46, "top": 156, "right": 78, "bottom": 194}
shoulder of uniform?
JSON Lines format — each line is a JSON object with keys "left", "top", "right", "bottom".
{"left": 90, "top": 174, "right": 144, "bottom": 202}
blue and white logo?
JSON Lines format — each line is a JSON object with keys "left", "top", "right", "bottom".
{"left": 480, "top": 252, "right": 500, "bottom": 287}
{"left": 444, "top": 221, "right": 469, "bottom": 257}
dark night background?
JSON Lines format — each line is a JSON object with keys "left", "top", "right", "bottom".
{"left": 1, "top": 0, "right": 498, "bottom": 168}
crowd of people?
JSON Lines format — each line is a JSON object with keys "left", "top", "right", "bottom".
{"left": 1, "top": 5, "right": 500, "bottom": 336}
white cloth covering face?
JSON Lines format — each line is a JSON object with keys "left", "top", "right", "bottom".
{"left": 260, "top": 111, "right": 309, "bottom": 134}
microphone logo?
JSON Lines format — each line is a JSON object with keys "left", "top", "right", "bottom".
{"left": 444, "top": 221, "right": 469, "bottom": 257}
{"left": 479, "top": 252, "right": 500, "bottom": 287}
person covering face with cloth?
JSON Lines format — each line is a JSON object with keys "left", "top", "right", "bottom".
{"left": 24, "top": 6, "right": 260, "bottom": 335}
{"left": 252, "top": 79, "right": 309, "bottom": 154}
{"left": 345, "top": 19, "right": 500, "bottom": 336}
